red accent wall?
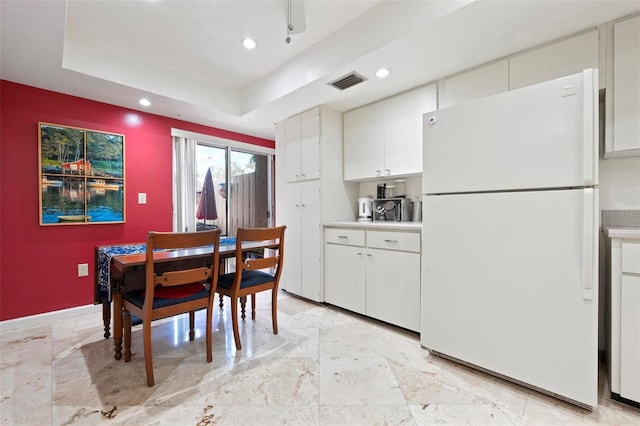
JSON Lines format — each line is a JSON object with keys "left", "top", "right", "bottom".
{"left": 0, "top": 81, "right": 274, "bottom": 321}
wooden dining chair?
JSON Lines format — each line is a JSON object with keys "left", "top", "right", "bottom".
{"left": 122, "top": 229, "right": 220, "bottom": 387}
{"left": 217, "top": 226, "right": 285, "bottom": 350}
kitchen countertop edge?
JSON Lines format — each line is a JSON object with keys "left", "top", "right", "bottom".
{"left": 603, "top": 226, "right": 640, "bottom": 240}
{"left": 323, "top": 221, "right": 422, "bottom": 230}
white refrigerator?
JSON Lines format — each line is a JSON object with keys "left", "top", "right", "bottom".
{"left": 421, "top": 69, "right": 599, "bottom": 409}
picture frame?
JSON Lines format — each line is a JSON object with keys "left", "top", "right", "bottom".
{"left": 38, "top": 122, "right": 125, "bottom": 225}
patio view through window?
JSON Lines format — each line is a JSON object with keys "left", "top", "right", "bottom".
{"left": 195, "top": 143, "right": 271, "bottom": 236}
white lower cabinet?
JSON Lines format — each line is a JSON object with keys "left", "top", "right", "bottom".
{"left": 609, "top": 237, "right": 640, "bottom": 406}
{"left": 621, "top": 274, "right": 640, "bottom": 402}
{"left": 284, "top": 181, "right": 321, "bottom": 301}
{"left": 324, "top": 242, "right": 366, "bottom": 315}
{"left": 324, "top": 226, "right": 421, "bottom": 332}
{"left": 366, "top": 248, "right": 420, "bottom": 331}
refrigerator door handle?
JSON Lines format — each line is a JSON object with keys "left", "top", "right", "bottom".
{"left": 582, "top": 68, "right": 597, "bottom": 186}
{"left": 582, "top": 188, "right": 595, "bottom": 300}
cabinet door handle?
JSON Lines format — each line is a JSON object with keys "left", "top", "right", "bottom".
{"left": 296, "top": 174, "right": 300, "bottom": 179}
{"left": 301, "top": 173, "right": 306, "bottom": 178}
{"left": 338, "top": 235, "right": 348, "bottom": 239}
{"left": 376, "top": 170, "right": 381, "bottom": 177}
{"left": 301, "top": 204, "right": 306, "bottom": 208}
{"left": 385, "top": 169, "right": 390, "bottom": 176}
{"left": 356, "top": 252, "right": 363, "bottom": 256}
{"left": 384, "top": 239, "right": 398, "bottom": 243}
{"left": 366, "top": 253, "right": 373, "bottom": 257}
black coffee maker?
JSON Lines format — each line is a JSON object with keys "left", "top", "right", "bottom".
{"left": 376, "top": 183, "right": 386, "bottom": 199}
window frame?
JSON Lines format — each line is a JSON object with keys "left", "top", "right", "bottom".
{"left": 171, "top": 128, "right": 275, "bottom": 235}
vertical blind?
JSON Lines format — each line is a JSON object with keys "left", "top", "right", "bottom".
{"left": 172, "top": 136, "right": 197, "bottom": 232}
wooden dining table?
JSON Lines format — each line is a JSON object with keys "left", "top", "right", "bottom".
{"left": 96, "top": 239, "right": 278, "bottom": 360}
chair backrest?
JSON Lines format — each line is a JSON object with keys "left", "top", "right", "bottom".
{"left": 234, "top": 226, "right": 285, "bottom": 281}
{"left": 145, "top": 230, "right": 221, "bottom": 298}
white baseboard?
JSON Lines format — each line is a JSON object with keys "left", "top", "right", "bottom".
{"left": 0, "top": 304, "right": 104, "bottom": 334}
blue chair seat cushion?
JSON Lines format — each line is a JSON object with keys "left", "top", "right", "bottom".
{"left": 218, "top": 270, "right": 275, "bottom": 290}
{"left": 123, "top": 285, "right": 210, "bottom": 309}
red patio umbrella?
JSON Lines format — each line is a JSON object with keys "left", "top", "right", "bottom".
{"left": 196, "top": 168, "right": 218, "bottom": 225}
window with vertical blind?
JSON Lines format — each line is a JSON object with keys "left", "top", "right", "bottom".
{"left": 172, "top": 129, "right": 274, "bottom": 236}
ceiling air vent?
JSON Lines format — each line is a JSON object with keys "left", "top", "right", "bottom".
{"left": 328, "top": 72, "right": 367, "bottom": 91}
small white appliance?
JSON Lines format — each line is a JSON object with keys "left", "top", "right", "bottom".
{"left": 421, "top": 69, "right": 599, "bottom": 409}
{"left": 357, "top": 197, "right": 372, "bottom": 221}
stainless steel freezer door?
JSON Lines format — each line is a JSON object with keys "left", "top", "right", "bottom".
{"left": 422, "top": 69, "right": 598, "bottom": 195}
{"left": 420, "top": 188, "right": 598, "bottom": 408}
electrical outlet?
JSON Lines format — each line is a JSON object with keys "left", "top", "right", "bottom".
{"left": 77, "top": 263, "right": 89, "bottom": 277}
{"left": 138, "top": 193, "right": 147, "bottom": 204}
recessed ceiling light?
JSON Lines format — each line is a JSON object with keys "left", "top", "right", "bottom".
{"left": 138, "top": 98, "right": 151, "bottom": 107}
{"left": 242, "top": 38, "right": 257, "bottom": 50}
{"left": 376, "top": 68, "right": 390, "bottom": 78}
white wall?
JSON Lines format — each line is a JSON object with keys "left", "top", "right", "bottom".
{"left": 358, "top": 176, "right": 421, "bottom": 200}
{"left": 599, "top": 156, "right": 640, "bottom": 211}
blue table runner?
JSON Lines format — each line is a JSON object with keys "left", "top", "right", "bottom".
{"left": 96, "top": 237, "right": 236, "bottom": 301}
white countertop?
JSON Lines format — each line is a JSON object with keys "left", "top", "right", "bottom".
{"left": 323, "top": 220, "right": 422, "bottom": 231}
{"left": 604, "top": 226, "right": 640, "bottom": 240}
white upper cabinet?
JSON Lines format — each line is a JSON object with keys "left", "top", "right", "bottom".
{"left": 343, "top": 102, "right": 385, "bottom": 181}
{"left": 285, "top": 108, "right": 321, "bottom": 182}
{"left": 384, "top": 85, "right": 437, "bottom": 177}
{"left": 344, "top": 84, "right": 436, "bottom": 181}
{"left": 300, "top": 108, "right": 321, "bottom": 180}
{"left": 509, "top": 30, "right": 598, "bottom": 90}
{"left": 605, "top": 14, "right": 640, "bottom": 158}
{"left": 441, "top": 60, "right": 509, "bottom": 109}
{"left": 284, "top": 114, "right": 301, "bottom": 182}
{"left": 440, "top": 30, "right": 597, "bottom": 110}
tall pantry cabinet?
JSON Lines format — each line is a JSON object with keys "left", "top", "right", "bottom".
{"left": 275, "top": 106, "right": 357, "bottom": 302}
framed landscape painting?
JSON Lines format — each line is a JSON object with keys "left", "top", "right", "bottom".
{"left": 38, "top": 122, "right": 125, "bottom": 225}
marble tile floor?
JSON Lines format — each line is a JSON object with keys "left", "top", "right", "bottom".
{"left": 1, "top": 291, "right": 639, "bottom": 426}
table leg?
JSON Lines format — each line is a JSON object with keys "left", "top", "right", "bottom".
{"left": 102, "top": 298, "right": 111, "bottom": 339}
{"left": 113, "top": 293, "right": 123, "bottom": 360}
